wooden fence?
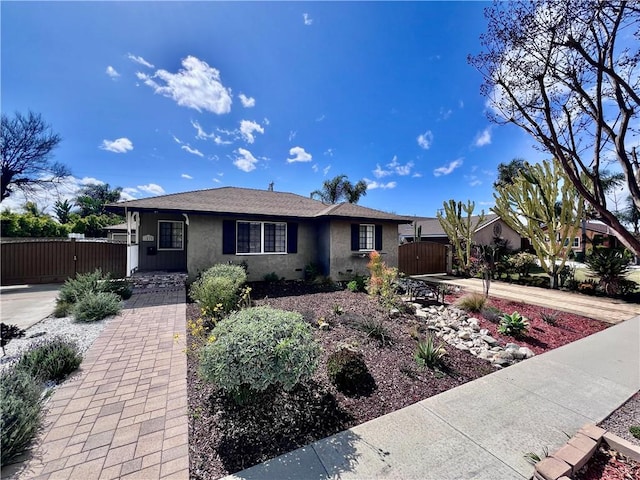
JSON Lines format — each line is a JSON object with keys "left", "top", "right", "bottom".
{"left": 398, "top": 241, "right": 448, "bottom": 275}
{"left": 1, "top": 238, "right": 127, "bottom": 286}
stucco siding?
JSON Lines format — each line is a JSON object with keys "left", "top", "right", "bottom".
{"left": 327, "top": 220, "right": 400, "bottom": 281}
{"left": 473, "top": 219, "right": 521, "bottom": 250}
{"left": 187, "top": 215, "right": 317, "bottom": 282}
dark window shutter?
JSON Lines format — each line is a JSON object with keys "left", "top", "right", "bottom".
{"left": 375, "top": 225, "right": 383, "bottom": 250}
{"left": 351, "top": 224, "right": 359, "bottom": 251}
{"left": 287, "top": 223, "right": 298, "bottom": 253}
{"left": 222, "top": 220, "right": 236, "bottom": 254}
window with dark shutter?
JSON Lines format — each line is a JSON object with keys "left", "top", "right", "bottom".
{"left": 287, "top": 223, "right": 298, "bottom": 253}
{"left": 222, "top": 220, "right": 236, "bottom": 254}
{"left": 375, "top": 224, "right": 383, "bottom": 250}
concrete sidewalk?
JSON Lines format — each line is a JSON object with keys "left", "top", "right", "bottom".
{"left": 226, "top": 315, "right": 640, "bottom": 480}
{"left": 414, "top": 275, "right": 639, "bottom": 324}
{"left": 0, "top": 284, "right": 61, "bottom": 330}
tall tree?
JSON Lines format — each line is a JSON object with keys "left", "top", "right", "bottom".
{"left": 493, "top": 158, "right": 528, "bottom": 190}
{"left": 493, "top": 159, "right": 584, "bottom": 289}
{"left": 617, "top": 195, "right": 640, "bottom": 235}
{"left": 75, "top": 183, "right": 122, "bottom": 217}
{"left": 470, "top": 1, "right": 640, "bottom": 255}
{"left": 310, "top": 175, "right": 368, "bottom": 204}
{"left": 437, "top": 200, "right": 485, "bottom": 275}
{"left": 53, "top": 199, "right": 74, "bottom": 224}
{"left": 1, "top": 111, "right": 68, "bottom": 201}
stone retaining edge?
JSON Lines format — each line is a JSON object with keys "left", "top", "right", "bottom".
{"left": 532, "top": 424, "right": 640, "bottom": 480}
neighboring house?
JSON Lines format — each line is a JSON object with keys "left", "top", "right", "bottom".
{"left": 103, "top": 223, "right": 137, "bottom": 243}
{"left": 546, "top": 220, "right": 623, "bottom": 254}
{"left": 106, "top": 186, "right": 410, "bottom": 281}
{"left": 398, "top": 214, "right": 524, "bottom": 250}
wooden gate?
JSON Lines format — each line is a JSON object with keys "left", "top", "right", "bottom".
{"left": 398, "top": 241, "right": 448, "bottom": 275}
{"left": 1, "top": 238, "right": 127, "bottom": 286}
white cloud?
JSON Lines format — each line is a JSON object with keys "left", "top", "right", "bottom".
{"left": 234, "top": 148, "right": 258, "bottom": 172}
{"left": 312, "top": 164, "right": 319, "bottom": 172}
{"left": 287, "top": 146, "right": 312, "bottom": 163}
{"left": 374, "top": 156, "right": 413, "bottom": 178}
{"left": 181, "top": 174, "right": 193, "bottom": 179}
{"left": 191, "top": 120, "right": 234, "bottom": 145}
{"left": 100, "top": 137, "right": 133, "bottom": 153}
{"left": 172, "top": 135, "right": 182, "bottom": 144}
{"left": 137, "top": 183, "right": 165, "bottom": 195}
{"left": 365, "top": 179, "right": 397, "bottom": 190}
{"left": 324, "top": 148, "right": 334, "bottom": 157}
{"left": 459, "top": 100, "right": 465, "bottom": 108}
{"left": 469, "top": 179, "right": 482, "bottom": 187}
{"left": 120, "top": 188, "right": 138, "bottom": 201}
{"left": 417, "top": 130, "right": 433, "bottom": 150}
{"left": 213, "top": 178, "right": 222, "bottom": 184}
{"left": 474, "top": 127, "right": 492, "bottom": 147}
{"left": 238, "top": 93, "right": 255, "bottom": 108}
{"left": 127, "top": 53, "right": 154, "bottom": 69}
{"left": 303, "top": 13, "right": 313, "bottom": 25}
{"left": 138, "top": 56, "right": 232, "bottom": 114}
{"left": 263, "top": 117, "right": 270, "bottom": 126}
{"left": 433, "top": 158, "right": 463, "bottom": 177}
{"left": 239, "top": 120, "right": 265, "bottom": 144}
{"left": 323, "top": 165, "right": 331, "bottom": 175}
{"left": 412, "top": 172, "right": 423, "bottom": 178}
{"left": 439, "top": 108, "right": 453, "bottom": 120}
{"left": 316, "top": 114, "right": 325, "bottom": 122}
{"left": 373, "top": 164, "right": 392, "bottom": 178}
{"left": 181, "top": 145, "right": 204, "bottom": 157}
{"left": 106, "top": 66, "right": 120, "bottom": 78}
{"left": 289, "top": 130, "right": 297, "bottom": 142}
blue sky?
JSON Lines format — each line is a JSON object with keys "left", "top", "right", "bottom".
{"left": 2, "top": 1, "right": 547, "bottom": 217}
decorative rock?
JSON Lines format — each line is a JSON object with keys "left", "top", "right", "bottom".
{"left": 389, "top": 308, "right": 400, "bottom": 318}
{"left": 479, "top": 328, "right": 489, "bottom": 336}
{"left": 458, "top": 330, "right": 472, "bottom": 340}
{"left": 455, "top": 344, "right": 470, "bottom": 351}
{"left": 519, "top": 347, "right": 535, "bottom": 359}
{"left": 415, "top": 309, "right": 428, "bottom": 318}
{"left": 481, "top": 335, "right": 499, "bottom": 347}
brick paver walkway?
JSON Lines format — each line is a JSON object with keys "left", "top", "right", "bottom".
{"left": 16, "top": 288, "right": 188, "bottom": 480}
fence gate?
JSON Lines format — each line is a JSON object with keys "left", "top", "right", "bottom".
{"left": 1, "top": 239, "right": 127, "bottom": 286}
{"left": 398, "top": 241, "right": 448, "bottom": 275}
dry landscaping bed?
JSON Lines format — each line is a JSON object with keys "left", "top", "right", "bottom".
{"left": 187, "top": 282, "right": 611, "bottom": 479}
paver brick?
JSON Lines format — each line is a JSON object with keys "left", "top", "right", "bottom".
{"left": 535, "top": 456, "right": 572, "bottom": 480}
{"left": 553, "top": 443, "right": 592, "bottom": 473}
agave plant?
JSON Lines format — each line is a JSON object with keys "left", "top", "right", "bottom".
{"left": 585, "top": 248, "right": 631, "bottom": 296}
{"left": 498, "top": 311, "right": 529, "bottom": 337}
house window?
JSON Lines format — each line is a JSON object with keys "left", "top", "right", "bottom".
{"left": 359, "top": 224, "right": 375, "bottom": 251}
{"left": 572, "top": 237, "right": 580, "bottom": 248}
{"left": 158, "top": 221, "right": 184, "bottom": 250}
{"left": 237, "top": 221, "right": 286, "bottom": 254}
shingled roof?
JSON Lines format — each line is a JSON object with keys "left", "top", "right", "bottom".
{"left": 107, "top": 187, "right": 410, "bottom": 223}
{"left": 398, "top": 214, "right": 500, "bottom": 238}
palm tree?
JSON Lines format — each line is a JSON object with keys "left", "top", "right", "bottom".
{"left": 310, "top": 175, "right": 367, "bottom": 204}
{"left": 54, "top": 199, "right": 74, "bottom": 224}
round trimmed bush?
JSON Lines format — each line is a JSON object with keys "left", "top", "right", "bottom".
{"left": 16, "top": 337, "right": 82, "bottom": 383}
{"left": 199, "top": 306, "right": 320, "bottom": 403}
{"left": 190, "top": 275, "right": 239, "bottom": 316}
{"left": 200, "top": 264, "right": 247, "bottom": 289}
{"left": 0, "top": 368, "right": 44, "bottom": 466}
{"left": 326, "top": 347, "right": 375, "bottom": 396}
{"left": 72, "top": 291, "right": 122, "bottom": 322}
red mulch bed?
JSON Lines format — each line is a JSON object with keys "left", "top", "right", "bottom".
{"left": 187, "top": 283, "right": 611, "bottom": 479}
{"left": 445, "top": 292, "right": 609, "bottom": 354}
{"left": 573, "top": 445, "right": 640, "bottom": 480}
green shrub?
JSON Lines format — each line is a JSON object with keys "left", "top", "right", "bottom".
{"left": 414, "top": 336, "right": 447, "bottom": 369}
{"left": 199, "top": 306, "right": 320, "bottom": 403}
{"left": 498, "top": 312, "right": 529, "bottom": 338}
{"left": 101, "top": 278, "right": 133, "bottom": 300}
{"left": 57, "top": 270, "right": 131, "bottom": 310}
{"left": 585, "top": 248, "right": 631, "bottom": 296}
{"left": 200, "top": 264, "right": 247, "bottom": 290}
{"left": 58, "top": 269, "right": 105, "bottom": 305}
{"left": 481, "top": 306, "right": 503, "bottom": 324}
{"left": 326, "top": 347, "right": 374, "bottom": 396}
{"left": 263, "top": 272, "right": 280, "bottom": 283}
{"left": 507, "top": 252, "right": 537, "bottom": 277}
{"left": 351, "top": 318, "right": 392, "bottom": 346}
{"left": 455, "top": 293, "right": 487, "bottom": 312}
{"left": 630, "top": 425, "right": 640, "bottom": 440}
{"left": 16, "top": 337, "right": 82, "bottom": 383}
{"left": 0, "top": 368, "right": 44, "bottom": 467}
{"left": 577, "top": 279, "right": 598, "bottom": 295}
{"left": 53, "top": 301, "right": 72, "bottom": 318}
{"left": 190, "top": 275, "right": 239, "bottom": 318}
{"left": 347, "top": 275, "right": 367, "bottom": 293}
{"left": 72, "top": 291, "right": 122, "bottom": 322}
{"left": 303, "top": 262, "right": 321, "bottom": 281}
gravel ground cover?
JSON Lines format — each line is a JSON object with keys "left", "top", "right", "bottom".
{"left": 187, "top": 282, "right": 613, "bottom": 479}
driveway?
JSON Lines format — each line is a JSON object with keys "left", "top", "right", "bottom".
{"left": 0, "top": 283, "right": 61, "bottom": 330}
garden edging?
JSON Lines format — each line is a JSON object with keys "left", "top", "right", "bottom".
{"left": 533, "top": 424, "right": 640, "bottom": 480}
